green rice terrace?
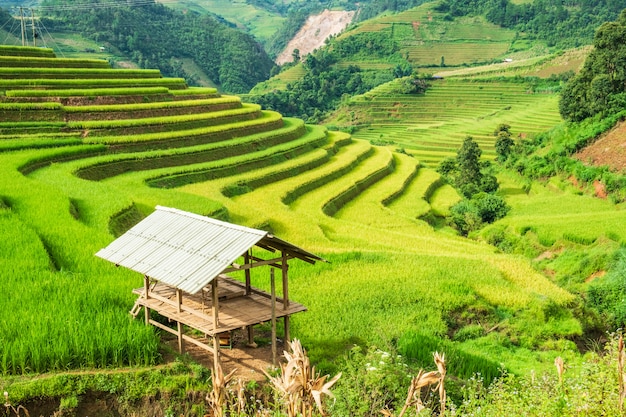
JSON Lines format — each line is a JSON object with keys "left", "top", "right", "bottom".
{"left": 328, "top": 77, "right": 562, "bottom": 166}
{"left": 2, "top": 44, "right": 626, "bottom": 414}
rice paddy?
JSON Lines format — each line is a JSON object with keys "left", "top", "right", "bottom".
{"left": 0, "top": 43, "right": 610, "bottom": 380}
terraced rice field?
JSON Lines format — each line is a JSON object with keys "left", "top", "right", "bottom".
{"left": 334, "top": 77, "right": 562, "bottom": 166}
{"left": 0, "top": 45, "right": 580, "bottom": 375}
{"left": 338, "top": 3, "right": 517, "bottom": 67}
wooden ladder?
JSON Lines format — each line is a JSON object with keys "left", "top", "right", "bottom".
{"left": 129, "top": 300, "right": 143, "bottom": 318}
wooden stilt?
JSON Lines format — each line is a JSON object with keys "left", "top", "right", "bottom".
{"left": 212, "top": 279, "right": 219, "bottom": 328}
{"left": 143, "top": 275, "right": 150, "bottom": 325}
{"left": 177, "top": 321, "right": 184, "bottom": 354}
{"left": 244, "top": 250, "right": 252, "bottom": 295}
{"left": 246, "top": 325, "right": 257, "bottom": 348}
{"left": 284, "top": 315, "right": 290, "bottom": 343}
{"left": 213, "top": 335, "right": 220, "bottom": 371}
{"left": 282, "top": 252, "right": 289, "bottom": 310}
{"left": 271, "top": 269, "right": 277, "bottom": 366}
{"left": 176, "top": 289, "right": 184, "bottom": 353}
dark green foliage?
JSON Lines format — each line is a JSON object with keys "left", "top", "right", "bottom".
{"left": 560, "top": 10, "right": 626, "bottom": 121}
{"left": 456, "top": 136, "right": 483, "bottom": 195}
{"left": 587, "top": 249, "right": 626, "bottom": 328}
{"left": 397, "top": 72, "right": 429, "bottom": 94}
{"left": 357, "top": 0, "right": 427, "bottom": 21}
{"left": 37, "top": 2, "right": 274, "bottom": 93}
{"left": 436, "top": 0, "right": 626, "bottom": 49}
{"left": 251, "top": 46, "right": 411, "bottom": 122}
{"left": 438, "top": 137, "right": 508, "bottom": 235}
{"left": 450, "top": 193, "right": 509, "bottom": 236}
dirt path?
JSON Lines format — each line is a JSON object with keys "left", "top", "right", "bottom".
{"left": 276, "top": 9, "right": 356, "bottom": 65}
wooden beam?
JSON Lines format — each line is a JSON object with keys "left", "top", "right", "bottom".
{"left": 142, "top": 290, "right": 210, "bottom": 321}
{"left": 222, "top": 255, "right": 294, "bottom": 273}
{"left": 176, "top": 289, "right": 182, "bottom": 313}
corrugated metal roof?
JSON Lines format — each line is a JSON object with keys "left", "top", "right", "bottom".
{"left": 96, "top": 206, "right": 322, "bottom": 294}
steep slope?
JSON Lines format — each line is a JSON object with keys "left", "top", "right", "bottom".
{"left": 276, "top": 9, "right": 356, "bottom": 65}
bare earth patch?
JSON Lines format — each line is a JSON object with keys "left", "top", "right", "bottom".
{"left": 575, "top": 120, "right": 626, "bottom": 174}
{"left": 163, "top": 330, "right": 284, "bottom": 382}
{"left": 276, "top": 9, "right": 356, "bottom": 65}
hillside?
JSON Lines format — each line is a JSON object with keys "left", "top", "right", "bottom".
{"left": 275, "top": 9, "right": 355, "bottom": 65}
{"left": 2, "top": 3, "right": 626, "bottom": 415}
{"left": 0, "top": 44, "right": 584, "bottom": 376}
{"left": 0, "top": 3, "right": 274, "bottom": 93}
{"left": 575, "top": 121, "right": 626, "bottom": 173}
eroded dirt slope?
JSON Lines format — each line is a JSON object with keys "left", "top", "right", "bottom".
{"left": 576, "top": 120, "right": 626, "bottom": 173}
{"left": 276, "top": 9, "right": 355, "bottom": 65}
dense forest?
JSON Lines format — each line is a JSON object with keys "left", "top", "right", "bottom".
{"left": 35, "top": 0, "right": 275, "bottom": 93}
{"left": 435, "top": 0, "right": 626, "bottom": 48}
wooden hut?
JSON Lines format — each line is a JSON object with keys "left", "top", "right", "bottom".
{"left": 96, "top": 206, "right": 323, "bottom": 369}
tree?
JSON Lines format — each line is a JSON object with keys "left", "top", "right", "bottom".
{"left": 559, "top": 9, "right": 626, "bottom": 121}
{"left": 456, "top": 136, "right": 483, "bottom": 197}
{"left": 494, "top": 125, "right": 514, "bottom": 162}
{"left": 292, "top": 48, "right": 301, "bottom": 63}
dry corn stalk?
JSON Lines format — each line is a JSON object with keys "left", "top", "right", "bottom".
{"left": 3, "top": 391, "right": 30, "bottom": 417}
{"left": 206, "top": 361, "right": 237, "bottom": 417}
{"left": 382, "top": 351, "right": 447, "bottom": 417}
{"left": 264, "top": 339, "right": 341, "bottom": 417}
{"left": 554, "top": 356, "right": 564, "bottom": 386}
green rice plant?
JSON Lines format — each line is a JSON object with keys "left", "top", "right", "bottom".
{"left": 0, "top": 56, "right": 110, "bottom": 68}
{"left": 74, "top": 118, "right": 311, "bottom": 181}
{"left": 0, "top": 67, "right": 162, "bottom": 79}
{"left": 322, "top": 148, "right": 395, "bottom": 216}
{"left": 80, "top": 114, "right": 286, "bottom": 157}
{"left": 63, "top": 95, "right": 240, "bottom": 114}
{"left": 170, "top": 87, "right": 218, "bottom": 95}
{"left": 398, "top": 331, "right": 501, "bottom": 385}
{"left": 0, "top": 102, "right": 62, "bottom": 110}
{"left": 0, "top": 77, "right": 187, "bottom": 90}
{"left": 67, "top": 104, "right": 261, "bottom": 135}
{"left": 5, "top": 86, "right": 170, "bottom": 97}
{"left": 148, "top": 124, "right": 329, "bottom": 190}
{"left": 0, "top": 45, "right": 56, "bottom": 57}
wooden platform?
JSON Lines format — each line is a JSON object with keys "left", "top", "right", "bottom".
{"left": 132, "top": 275, "right": 306, "bottom": 337}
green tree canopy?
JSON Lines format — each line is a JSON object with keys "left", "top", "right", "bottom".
{"left": 560, "top": 9, "right": 626, "bottom": 121}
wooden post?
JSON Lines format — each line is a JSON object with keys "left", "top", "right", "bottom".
{"left": 143, "top": 275, "right": 150, "bottom": 325}
{"left": 246, "top": 325, "right": 257, "bottom": 348}
{"left": 177, "top": 321, "right": 184, "bottom": 354}
{"left": 271, "top": 268, "right": 277, "bottom": 366}
{"left": 176, "top": 289, "right": 184, "bottom": 353}
{"left": 211, "top": 278, "right": 221, "bottom": 370}
{"left": 213, "top": 335, "right": 220, "bottom": 372}
{"left": 284, "top": 316, "right": 290, "bottom": 343}
{"left": 282, "top": 252, "right": 289, "bottom": 310}
{"left": 212, "top": 278, "right": 219, "bottom": 329}
{"left": 281, "top": 252, "right": 290, "bottom": 343}
{"left": 244, "top": 250, "right": 252, "bottom": 295}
